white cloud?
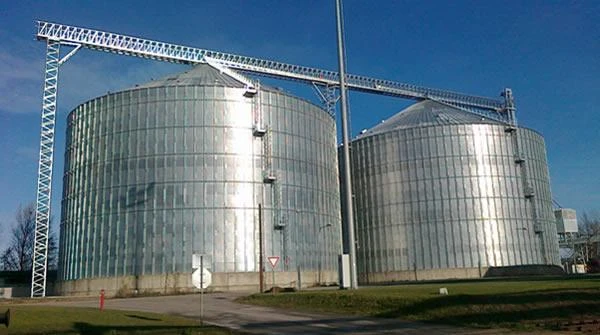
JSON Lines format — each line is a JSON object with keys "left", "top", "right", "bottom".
{"left": 56, "top": 55, "right": 185, "bottom": 114}
{"left": 0, "top": 38, "right": 186, "bottom": 115}
{"left": 0, "top": 51, "right": 40, "bottom": 81}
{"left": 0, "top": 25, "right": 326, "bottom": 117}
{"left": 14, "top": 146, "right": 39, "bottom": 162}
{"left": 0, "top": 51, "right": 44, "bottom": 114}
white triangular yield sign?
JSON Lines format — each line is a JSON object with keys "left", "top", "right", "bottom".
{"left": 267, "top": 256, "right": 280, "bottom": 269}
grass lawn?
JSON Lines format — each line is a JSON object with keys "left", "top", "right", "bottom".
{"left": 0, "top": 305, "right": 238, "bottom": 335}
{"left": 238, "top": 276, "right": 600, "bottom": 331}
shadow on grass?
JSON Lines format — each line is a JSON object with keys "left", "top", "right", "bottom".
{"left": 376, "top": 289, "right": 600, "bottom": 328}
{"left": 72, "top": 322, "right": 205, "bottom": 335}
{"left": 400, "top": 290, "right": 600, "bottom": 311}
{"left": 125, "top": 314, "right": 162, "bottom": 321}
{"left": 365, "top": 273, "right": 600, "bottom": 287}
{"left": 427, "top": 303, "right": 600, "bottom": 329}
{"left": 241, "top": 316, "right": 454, "bottom": 334}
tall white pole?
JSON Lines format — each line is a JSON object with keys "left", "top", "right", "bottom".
{"left": 335, "top": 0, "right": 358, "bottom": 289}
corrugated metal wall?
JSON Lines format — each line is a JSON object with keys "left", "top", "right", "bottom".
{"left": 350, "top": 119, "right": 559, "bottom": 281}
{"left": 59, "top": 66, "right": 341, "bottom": 282}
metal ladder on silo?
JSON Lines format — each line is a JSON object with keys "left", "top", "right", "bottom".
{"left": 503, "top": 89, "right": 546, "bottom": 263}
{"left": 247, "top": 81, "right": 272, "bottom": 182}
{"left": 273, "top": 181, "right": 287, "bottom": 270}
{"left": 261, "top": 125, "right": 286, "bottom": 270}
{"left": 252, "top": 82, "right": 267, "bottom": 137}
{"left": 263, "top": 128, "right": 284, "bottom": 234}
{"left": 262, "top": 127, "right": 276, "bottom": 183}
{"left": 253, "top": 94, "right": 285, "bottom": 267}
{"left": 248, "top": 84, "right": 284, "bottom": 275}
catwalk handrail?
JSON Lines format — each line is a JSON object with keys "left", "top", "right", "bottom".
{"left": 36, "top": 20, "right": 505, "bottom": 113}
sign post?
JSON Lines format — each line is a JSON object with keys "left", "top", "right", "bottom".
{"left": 267, "top": 256, "right": 279, "bottom": 293}
{"left": 192, "top": 254, "right": 212, "bottom": 324}
{"left": 200, "top": 256, "right": 203, "bottom": 325}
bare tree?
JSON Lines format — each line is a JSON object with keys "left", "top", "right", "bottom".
{"left": 0, "top": 203, "right": 57, "bottom": 271}
{"left": 579, "top": 211, "right": 600, "bottom": 269}
{"left": 579, "top": 211, "right": 600, "bottom": 236}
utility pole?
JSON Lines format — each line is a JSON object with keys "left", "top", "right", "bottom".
{"left": 335, "top": 0, "right": 358, "bottom": 289}
{"left": 259, "top": 204, "right": 264, "bottom": 292}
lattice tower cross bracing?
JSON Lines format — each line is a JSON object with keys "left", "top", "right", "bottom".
{"left": 30, "top": 19, "right": 515, "bottom": 297}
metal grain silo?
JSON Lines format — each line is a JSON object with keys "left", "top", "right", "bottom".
{"left": 349, "top": 100, "right": 559, "bottom": 283}
{"left": 58, "top": 64, "right": 341, "bottom": 295}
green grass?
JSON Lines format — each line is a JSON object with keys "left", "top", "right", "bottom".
{"left": 238, "top": 276, "right": 600, "bottom": 331}
{"left": 0, "top": 305, "right": 238, "bottom": 335}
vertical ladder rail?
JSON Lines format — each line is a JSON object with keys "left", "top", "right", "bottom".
{"left": 504, "top": 89, "right": 546, "bottom": 264}
{"left": 263, "top": 127, "right": 276, "bottom": 183}
{"left": 274, "top": 182, "right": 287, "bottom": 270}
{"left": 31, "top": 40, "right": 61, "bottom": 298}
{"left": 250, "top": 88, "right": 285, "bottom": 271}
{"left": 252, "top": 82, "right": 266, "bottom": 136}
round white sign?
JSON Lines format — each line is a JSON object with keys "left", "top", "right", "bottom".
{"left": 192, "top": 267, "right": 212, "bottom": 289}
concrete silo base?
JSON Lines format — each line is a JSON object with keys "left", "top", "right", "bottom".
{"left": 55, "top": 270, "right": 339, "bottom": 297}
{"left": 359, "top": 265, "right": 565, "bottom": 284}
{"left": 359, "top": 267, "right": 488, "bottom": 284}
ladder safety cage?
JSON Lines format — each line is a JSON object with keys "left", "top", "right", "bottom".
{"left": 251, "top": 82, "right": 267, "bottom": 137}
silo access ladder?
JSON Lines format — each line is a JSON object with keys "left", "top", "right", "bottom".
{"left": 502, "top": 89, "right": 546, "bottom": 263}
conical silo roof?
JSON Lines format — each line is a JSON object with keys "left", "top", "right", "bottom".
{"left": 133, "top": 63, "right": 247, "bottom": 89}
{"left": 357, "top": 100, "right": 502, "bottom": 138}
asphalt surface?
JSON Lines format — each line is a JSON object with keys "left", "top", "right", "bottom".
{"left": 38, "top": 292, "right": 565, "bottom": 335}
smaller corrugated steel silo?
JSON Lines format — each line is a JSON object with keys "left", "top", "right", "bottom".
{"left": 348, "top": 100, "right": 559, "bottom": 283}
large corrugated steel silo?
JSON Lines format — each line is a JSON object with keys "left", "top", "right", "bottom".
{"left": 349, "top": 100, "right": 559, "bottom": 283}
{"left": 58, "top": 64, "right": 341, "bottom": 295}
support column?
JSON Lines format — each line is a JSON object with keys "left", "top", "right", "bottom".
{"left": 32, "top": 40, "right": 61, "bottom": 298}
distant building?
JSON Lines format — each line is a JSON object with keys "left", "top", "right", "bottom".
{"left": 555, "top": 209, "right": 578, "bottom": 234}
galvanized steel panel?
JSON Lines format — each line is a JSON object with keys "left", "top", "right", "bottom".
{"left": 59, "top": 65, "right": 341, "bottom": 282}
{"left": 349, "top": 101, "right": 559, "bottom": 282}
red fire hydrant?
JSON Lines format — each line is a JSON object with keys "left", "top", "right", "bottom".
{"left": 99, "top": 289, "right": 105, "bottom": 311}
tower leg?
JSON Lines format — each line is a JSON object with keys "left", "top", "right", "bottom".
{"left": 31, "top": 40, "right": 61, "bottom": 298}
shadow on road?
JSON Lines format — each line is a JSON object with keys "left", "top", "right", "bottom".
{"left": 72, "top": 322, "right": 206, "bottom": 335}
{"left": 241, "top": 316, "right": 476, "bottom": 335}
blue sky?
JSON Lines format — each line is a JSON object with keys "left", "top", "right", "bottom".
{"left": 0, "top": 1, "right": 598, "bottom": 247}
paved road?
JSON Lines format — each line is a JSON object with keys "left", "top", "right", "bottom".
{"left": 38, "top": 293, "right": 560, "bottom": 334}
